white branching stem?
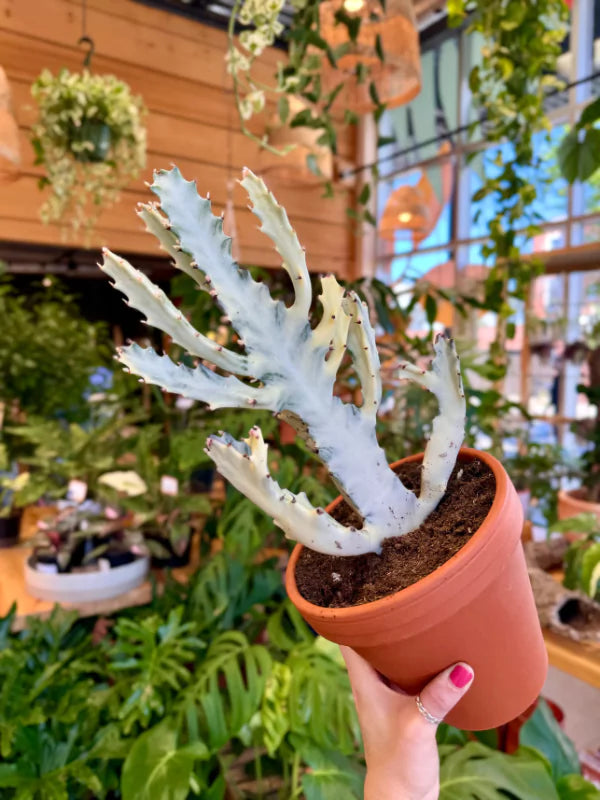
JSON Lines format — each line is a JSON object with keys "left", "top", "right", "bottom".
{"left": 100, "top": 166, "right": 466, "bottom": 556}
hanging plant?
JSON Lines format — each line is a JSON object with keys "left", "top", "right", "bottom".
{"left": 31, "top": 68, "right": 147, "bottom": 237}
{"left": 226, "top": 0, "right": 417, "bottom": 223}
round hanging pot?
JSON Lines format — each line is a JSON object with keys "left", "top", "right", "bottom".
{"left": 286, "top": 448, "right": 547, "bottom": 731}
{"left": 70, "top": 119, "right": 112, "bottom": 163}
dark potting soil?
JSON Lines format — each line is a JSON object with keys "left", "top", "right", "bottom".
{"left": 295, "top": 459, "right": 496, "bottom": 608}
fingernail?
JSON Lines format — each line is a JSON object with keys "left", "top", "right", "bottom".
{"left": 449, "top": 665, "right": 473, "bottom": 688}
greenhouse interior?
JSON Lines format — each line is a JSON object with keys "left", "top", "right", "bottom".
{"left": 2, "top": 0, "right": 600, "bottom": 797}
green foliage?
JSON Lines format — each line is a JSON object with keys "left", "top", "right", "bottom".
{"left": 184, "top": 630, "right": 272, "bottom": 750}
{"left": 450, "top": 0, "right": 568, "bottom": 404}
{"left": 121, "top": 722, "right": 208, "bottom": 800}
{"left": 227, "top": 0, "right": 389, "bottom": 225}
{"left": 439, "top": 741, "right": 559, "bottom": 799}
{"left": 504, "top": 441, "right": 572, "bottom": 524}
{"left": 552, "top": 515, "right": 600, "bottom": 600}
{"left": 6, "top": 411, "right": 140, "bottom": 508}
{"left": 0, "top": 533, "right": 596, "bottom": 798}
{"left": 296, "top": 740, "right": 365, "bottom": 800}
{"left": 556, "top": 774, "right": 600, "bottom": 799}
{"left": 559, "top": 97, "right": 600, "bottom": 184}
{"left": 31, "top": 68, "right": 146, "bottom": 236}
{"left": 0, "top": 275, "right": 110, "bottom": 423}
{"left": 109, "top": 608, "right": 205, "bottom": 734}
{"left": 520, "top": 701, "right": 581, "bottom": 782}
{"left": 97, "top": 424, "right": 212, "bottom": 553}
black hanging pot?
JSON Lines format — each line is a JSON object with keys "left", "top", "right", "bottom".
{"left": 71, "top": 120, "right": 112, "bottom": 163}
{"left": 0, "top": 512, "right": 21, "bottom": 548}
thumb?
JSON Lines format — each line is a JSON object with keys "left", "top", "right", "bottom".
{"left": 417, "top": 662, "right": 474, "bottom": 726}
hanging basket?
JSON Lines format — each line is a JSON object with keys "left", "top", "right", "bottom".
{"left": 70, "top": 119, "right": 112, "bottom": 163}
{"left": 30, "top": 68, "right": 146, "bottom": 237}
{"left": 318, "top": 0, "right": 422, "bottom": 113}
{"left": 259, "top": 97, "right": 333, "bottom": 185}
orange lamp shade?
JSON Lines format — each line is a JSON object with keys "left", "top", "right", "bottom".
{"left": 319, "top": 0, "right": 421, "bottom": 113}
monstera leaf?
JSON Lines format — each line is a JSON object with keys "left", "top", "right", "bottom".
{"left": 121, "top": 721, "right": 208, "bottom": 800}
{"left": 520, "top": 700, "right": 581, "bottom": 781}
{"left": 439, "top": 742, "right": 558, "bottom": 799}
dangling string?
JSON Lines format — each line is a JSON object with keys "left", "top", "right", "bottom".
{"left": 223, "top": 58, "right": 241, "bottom": 263}
{"left": 78, "top": 0, "right": 95, "bottom": 69}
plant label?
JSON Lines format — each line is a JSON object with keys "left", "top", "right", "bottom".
{"left": 67, "top": 479, "right": 88, "bottom": 503}
{"left": 160, "top": 475, "right": 179, "bottom": 496}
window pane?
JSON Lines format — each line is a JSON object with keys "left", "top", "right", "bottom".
{"left": 378, "top": 34, "right": 459, "bottom": 177}
{"left": 467, "top": 128, "right": 569, "bottom": 240}
{"left": 527, "top": 270, "right": 600, "bottom": 430}
{"left": 377, "top": 159, "right": 454, "bottom": 254}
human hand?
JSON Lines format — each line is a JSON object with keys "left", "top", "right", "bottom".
{"left": 340, "top": 646, "right": 474, "bottom": 800}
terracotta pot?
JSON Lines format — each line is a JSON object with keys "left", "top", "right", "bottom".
{"left": 285, "top": 448, "right": 547, "bottom": 731}
{"left": 558, "top": 488, "right": 600, "bottom": 541}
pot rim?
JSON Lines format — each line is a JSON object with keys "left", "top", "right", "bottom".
{"left": 286, "top": 447, "right": 522, "bottom": 626}
{"left": 26, "top": 552, "right": 148, "bottom": 578}
{"left": 558, "top": 487, "right": 600, "bottom": 508}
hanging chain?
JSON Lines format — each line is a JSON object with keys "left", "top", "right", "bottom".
{"left": 78, "top": 0, "right": 95, "bottom": 68}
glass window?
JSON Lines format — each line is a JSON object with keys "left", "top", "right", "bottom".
{"left": 375, "top": 4, "right": 596, "bottom": 471}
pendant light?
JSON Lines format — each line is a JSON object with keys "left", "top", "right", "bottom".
{"left": 319, "top": 0, "right": 421, "bottom": 114}
{"left": 0, "top": 67, "right": 21, "bottom": 182}
{"left": 259, "top": 97, "right": 333, "bottom": 184}
{"left": 379, "top": 184, "right": 430, "bottom": 240}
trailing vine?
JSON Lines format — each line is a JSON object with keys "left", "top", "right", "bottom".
{"left": 449, "top": 0, "right": 568, "bottom": 381}
{"left": 227, "top": 0, "right": 388, "bottom": 221}
{"left": 31, "top": 69, "right": 147, "bottom": 239}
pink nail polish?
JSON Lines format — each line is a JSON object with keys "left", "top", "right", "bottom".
{"left": 450, "top": 665, "right": 473, "bottom": 688}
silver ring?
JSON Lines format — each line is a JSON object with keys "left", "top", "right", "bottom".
{"left": 416, "top": 695, "right": 444, "bottom": 725}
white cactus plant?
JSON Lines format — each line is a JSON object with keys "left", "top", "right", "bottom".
{"left": 100, "top": 167, "right": 466, "bottom": 556}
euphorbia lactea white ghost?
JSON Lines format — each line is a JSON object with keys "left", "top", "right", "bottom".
{"left": 100, "top": 167, "right": 466, "bottom": 556}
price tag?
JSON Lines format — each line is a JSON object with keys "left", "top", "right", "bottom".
{"left": 67, "top": 479, "right": 88, "bottom": 504}
{"left": 160, "top": 475, "right": 179, "bottom": 496}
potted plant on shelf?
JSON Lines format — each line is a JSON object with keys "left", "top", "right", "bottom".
{"left": 550, "top": 513, "right": 600, "bottom": 602}
{"left": 504, "top": 439, "right": 572, "bottom": 526}
{"left": 31, "top": 68, "right": 146, "bottom": 237}
{"left": 557, "top": 327, "right": 600, "bottom": 526}
{"left": 24, "top": 499, "right": 149, "bottom": 604}
{"left": 98, "top": 428, "right": 213, "bottom": 568}
{"left": 99, "top": 166, "right": 546, "bottom": 730}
